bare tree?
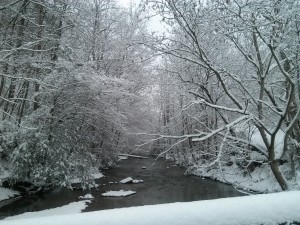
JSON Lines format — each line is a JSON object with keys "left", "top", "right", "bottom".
{"left": 147, "top": 0, "right": 300, "bottom": 190}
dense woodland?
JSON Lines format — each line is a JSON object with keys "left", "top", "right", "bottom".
{"left": 0, "top": 0, "right": 159, "bottom": 188}
{"left": 0, "top": 0, "right": 300, "bottom": 192}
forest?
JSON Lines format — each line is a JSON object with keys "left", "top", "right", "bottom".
{"left": 0, "top": 0, "right": 300, "bottom": 194}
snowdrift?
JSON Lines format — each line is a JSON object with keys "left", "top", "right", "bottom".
{"left": 1, "top": 191, "right": 300, "bottom": 225}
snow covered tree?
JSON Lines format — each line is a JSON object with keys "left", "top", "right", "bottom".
{"left": 147, "top": 0, "right": 300, "bottom": 191}
{"left": 0, "top": 0, "right": 156, "bottom": 188}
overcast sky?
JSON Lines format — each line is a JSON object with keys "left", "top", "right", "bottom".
{"left": 117, "top": 0, "right": 166, "bottom": 35}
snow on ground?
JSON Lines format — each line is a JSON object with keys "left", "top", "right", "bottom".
{"left": 192, "top": 162, "right": 300, "bottom": 193}
{"left": 91, "top": 172, "right": 104, "bottom": 179}
{"left": 79, "top": 194, "right": 94, "bottom": 199}
{"left": 0, "top": 163, "right": 19, "bottom": 202}
{"left": 0, "top": 167, "right": 10, "bottom": 183}
{"left": 1, "top": 191, "right": 300, "bottom": 225}
{"left": 4, "top": 200, "right": 90, "bottom": 221}
{"left": 250, "top": 128, "right": 285, "bottom": 159}
{"left": 101, "top": 190, "right": 136, "bottom": 197}
{"left": 177, "top": 128, "right": 300, "bottom": 193}
{"left": 118, "top": 156, "right": 128, "bottom": 160}
{"left": 0, "top": 187, "right": 20, "bottom": 202}
{"left": 70, "top": 169, "right": 104, "bottom": 184}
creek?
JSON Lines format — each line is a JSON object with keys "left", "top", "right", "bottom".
{"left": 0, "top": 156, "right": 244, "bottom": 219}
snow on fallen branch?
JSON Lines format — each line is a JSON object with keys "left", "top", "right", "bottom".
{"left": 118, "top": 154, "right": 148, "bottom": 159}
{"left": 187, "top": 99, "right": 249, "bottom": 114}
{"left": 192, "top": 115, "right": 250, "bottom": 142}
{"left": 205, "top": 127, "right": 230, "bottom": 169}
{"left": 216, "top": 132, "right": 268, "bottom": 157}
{"left": 153, "top": 137, "right": 189, "bottom": 162}
{"left": 132, "top": 116, "right": 256, "bottom": 162}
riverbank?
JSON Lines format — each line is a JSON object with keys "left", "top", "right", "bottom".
{"left": 0, "top": 167, "right": 104, "bottom": 202}
{"left": 164, "top": 148, "right": 300, "bottom": 194}
{"left": 1, "top": 191, "right": 300, "bottom": 225}
{"left": 0, "top": 188, "right": 20, "bottom": 202}
{"left": 185, "top": 160, "right": 300, "bottom": 193}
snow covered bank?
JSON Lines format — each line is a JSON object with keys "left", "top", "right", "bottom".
{"left": 250, "top": 128, "right": 285, "bottom": 159}
{"left": 70, "top": 169, "right": 104, "bottom": 184}
{"left": 79, "top": 194, "right": 94, "bottom": 199}
{"left": 0, "top": 188, "right": 20, "bottom": 202}
{"left": 191, "top": 163, "right": 300, "bottom": 193}
{"left": 4, "top": 200, "right": 90, "bottom": 221}
{"left": 1, "top": 191, "right": 300, "bottom": 225}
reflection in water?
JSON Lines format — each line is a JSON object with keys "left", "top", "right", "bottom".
{"left": 0, "top": 157, "right": 244, "bottom": 219}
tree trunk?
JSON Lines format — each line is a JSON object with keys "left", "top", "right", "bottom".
{"left": 268, "top": 139, "right": 288, "bottom": 190}
{"left": 17, "top": 81, "right": 29, "bottom": 124}
{"left": 33, "top": 82, "right": 40, "bottom": 111}
{"left": 269, "top": 159, "right": 288, "bottom": 191}
{"left": 33, "top": 3, "right": 46, "bottom": 111}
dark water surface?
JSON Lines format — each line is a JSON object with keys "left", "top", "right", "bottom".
{"left": 0, "top": 157, "right": 244, "bottom": 219}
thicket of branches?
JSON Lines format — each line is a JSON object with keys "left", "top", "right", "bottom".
{"left": 0, "top": 0, "right": 157, "bottom": 188}
{"left": 148, "top": 0, "right": 300, "bottom": 191}
{"left": 1, "top": 0, "right": 299, "bottom": 193}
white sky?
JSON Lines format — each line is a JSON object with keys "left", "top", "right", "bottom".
{"left": 117, "top": 0, "right": 133, "bottom": 8}
{"left": 117, "top": 0, "right": 166, "bottom": 35}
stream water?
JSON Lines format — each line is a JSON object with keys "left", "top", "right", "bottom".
{"left": 0, "top": 157, "right": 244, "bottom": 219}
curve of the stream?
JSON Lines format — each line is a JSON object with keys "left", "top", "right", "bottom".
{"left": 0, "top": 157, "right": 244, "bottom": 219}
